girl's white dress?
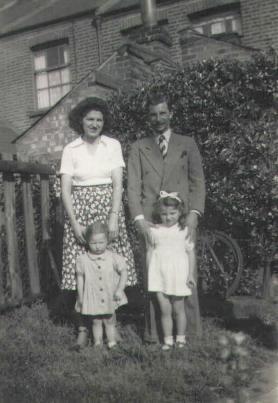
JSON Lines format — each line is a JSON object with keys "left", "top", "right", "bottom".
{"left": 147, "top": 224, "right": 194, "bottom": 296}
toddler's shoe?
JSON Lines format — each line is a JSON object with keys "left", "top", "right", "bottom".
{"left": 69, "top": 327, "right": 89, "bottom": 352}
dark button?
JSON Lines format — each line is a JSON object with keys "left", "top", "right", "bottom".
{"left": 99, "top": 277, "right": 102, "bottom": 280}
{"left": 98, "top": 266, "right": 101, "bottom": 269}
{"left": 101, "top": 299, "right": 105, "bottom": 303}
{"left": 100, "top": 288, "right": 103, "bottom": 291}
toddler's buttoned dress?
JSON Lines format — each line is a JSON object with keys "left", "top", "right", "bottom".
{"left": 75, "top": 250, "right": 127, "bottom": 315}
{"left": 147, "top": 224, "right": 194, "bottom": 297}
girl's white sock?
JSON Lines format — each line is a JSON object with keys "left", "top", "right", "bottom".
{"left": 176, "top": 335, "right": 186, "bottom": 343}
{"left": 108, "top": 341, "right": 117, "bottom": 349}
{"left": 164, "top": 336, "right": 174, "bottom": 346}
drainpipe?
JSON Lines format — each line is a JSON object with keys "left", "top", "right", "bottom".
{"left": 140, "top": 0, "right": 157, "bottom": 28}
{"left": 92, "top": 15, "right": 102, "bottom": 65}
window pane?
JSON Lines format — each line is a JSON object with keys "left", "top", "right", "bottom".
{"left": 59, "top": 46, "right": 69, "bottom": 64}
{"left": 61, "top": 84, "right": 71, "bottom": 96}
{"left": 34, "top": 53, "right": 46, "bottom": 71}
{"left": 46, "top": 46, "right": 59, "bottom": 68}
{"left": 50, "top": 86, "right": 62, "bottom": 105}
{"left": 194, "top": 26, "right": 203, "bottom": 34}
{"left": 61, "top": 68, "right": 70, "bottom": 84}
{"left": 48, "top": 70, "right": 61, "bottom": 86}
{"left": 211, "top": 21, "right": 226, "bottom": 35}
{"left": 36, "top": 72, "right": 48, "bottom": 89}
{"left": 232, "top": 18, "right": 241, "bottom": 33}
{"left": 37, "top": 89, "right": 50, "bottom": 109}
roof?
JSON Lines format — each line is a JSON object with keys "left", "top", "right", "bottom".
{"left": 0, "top": 0, "right": 104, "bottom": 36}
{"left": 96, "top": 0, "right": 139, "bottom": 16}
{"left": 0, "top": 0, "right": 171, "bottom": 36}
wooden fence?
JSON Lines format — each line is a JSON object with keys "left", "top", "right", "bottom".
{"left": 0, "top": 153, "right": 58, "bottom": 310}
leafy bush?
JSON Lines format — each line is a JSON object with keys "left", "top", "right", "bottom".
{"left": 108, "top": 54, "right": 277, "bottom": 296}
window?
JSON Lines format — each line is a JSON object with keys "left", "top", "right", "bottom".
{"left": 33, "top": 41, "right": 71, "bottom": 110}
{"left": 190, "top": 10, "right": 242, "bottom": 38}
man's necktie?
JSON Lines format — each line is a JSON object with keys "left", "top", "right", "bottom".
{"left": 158, "top": 134, "right": 167, "bottom": 159}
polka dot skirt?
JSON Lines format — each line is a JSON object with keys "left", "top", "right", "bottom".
{"left": 61, "top": 184, "right": 137, "bottom": 290}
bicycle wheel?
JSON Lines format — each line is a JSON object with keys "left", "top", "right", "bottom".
{"left": 197, "top": 230, "right": 243, "bottom": 298}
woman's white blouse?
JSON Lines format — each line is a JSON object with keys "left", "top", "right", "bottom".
{"left": 60, "top": 135, "right": 125, "bottom": 186}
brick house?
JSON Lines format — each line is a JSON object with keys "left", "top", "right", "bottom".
{"left": 0, "top": 0, "right": 277, "bottom": 155}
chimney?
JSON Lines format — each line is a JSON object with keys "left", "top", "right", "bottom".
{"left": 132, "top": 0, "right": 172, "bottom": 56}
{"left": 140, "top": 0, "right": 157, "bottom": 29}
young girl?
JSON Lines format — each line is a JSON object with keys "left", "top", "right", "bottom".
{"left": 147, "top": 191, "right": 196, "bottom": 351}
{"left": 74, "top": 221, "right": 127, "bottom": 350}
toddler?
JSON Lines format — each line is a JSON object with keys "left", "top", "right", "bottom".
{"left": 147, "top": 191, "right": 196, "bottom": 350}
{"left": 74, "top": 221, "right": 127, "bottom": 350}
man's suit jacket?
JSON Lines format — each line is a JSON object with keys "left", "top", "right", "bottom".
{"left": 127, "top": 133, "right": 205, "bottom": 221}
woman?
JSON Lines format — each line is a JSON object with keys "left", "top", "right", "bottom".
{"left": 59, "top": 97, "right": 136, "bottom": 346}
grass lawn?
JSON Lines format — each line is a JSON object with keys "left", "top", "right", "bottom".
{"left": 0, "top": 302, "right": 276, "bottom": 403}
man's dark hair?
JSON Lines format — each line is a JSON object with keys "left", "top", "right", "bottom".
{"left": 147, "top": 92, "right": 170, "bottom": 109}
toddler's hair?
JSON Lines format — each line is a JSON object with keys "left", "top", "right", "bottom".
{"left": 152, "top": 193, "right": 187, "bottom": 229}
{"left": 84, "top": 221, "right": 108, "bottom": 243}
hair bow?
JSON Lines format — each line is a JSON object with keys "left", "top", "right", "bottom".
{"left": 159, "top": 191, "right": 181, "bottom": 202}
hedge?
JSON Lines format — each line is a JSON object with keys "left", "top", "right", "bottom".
{"left": 108, "top": 54, "right": 277, "bottom": 296}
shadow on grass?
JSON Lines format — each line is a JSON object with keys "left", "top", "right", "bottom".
{"left": 200, "top": 295, "right": 278, "bottom": 350}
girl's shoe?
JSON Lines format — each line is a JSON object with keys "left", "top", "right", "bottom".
{"left": 161, "top": 343, "right": 173, "bottom": 351}
{"left": 175, "top": 341, "right": 186, "bottom": 349}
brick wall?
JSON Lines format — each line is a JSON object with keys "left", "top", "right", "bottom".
{"left": 1, "top": 0, "right": 278, "bottom": 151}
{"left": 240, "top": 0, "right": 278, "bottom": 51}
{"left": 0, "top": 16, "right": 100, "bottom": 139}
{"left": 180, "top": 29, "right": 256, "bottom": 64}
{"left": 15, "top": 73, "right": 115, "bottom": 160}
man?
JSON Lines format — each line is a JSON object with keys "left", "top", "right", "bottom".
{"left": 127, "top": 93, "right": 205, "bottom": 343}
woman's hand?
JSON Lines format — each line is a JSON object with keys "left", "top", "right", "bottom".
{"left": 72, "top": 222, "right": 86, "bottom": 245}
{"left": 108, "top": 213, "right": 119, "bottom": 242}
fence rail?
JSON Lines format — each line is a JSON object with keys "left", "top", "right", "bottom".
{"left": 0, "top": 154, "right": 56, "bottom": 310}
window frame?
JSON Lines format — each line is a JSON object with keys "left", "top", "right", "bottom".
{"left": 189, "top": 7, "right": 242, "bottom": 40}
{"left": 31, "top": 39, "right": 71, "bottom": 111}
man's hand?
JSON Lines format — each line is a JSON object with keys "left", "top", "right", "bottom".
{"left": 135, "top": 219, "right": 155, "bottom": 247}
{"left": 185, "top": 211, "right": 198, "bottom": 243}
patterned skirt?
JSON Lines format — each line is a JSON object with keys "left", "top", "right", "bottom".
{"left": 61, "top": 184, "right": 137, "bottom": 290}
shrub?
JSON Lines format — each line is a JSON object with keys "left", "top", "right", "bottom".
{"left": 108, "top": 54, "right": 277, "bottom": 296}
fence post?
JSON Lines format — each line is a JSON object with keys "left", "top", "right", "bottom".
{"left": 3, "top": 172, "right": 23, "bottom": 303}
{"left": 22, "top": 174, "right": 41, "bottom": 296}
{"left": 40, "top": 174, "right": 50, "bottom": 242}
{"left": 0, "top": 206, "right": 5, "bottom": 306}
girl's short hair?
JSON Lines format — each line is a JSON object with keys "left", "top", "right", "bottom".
{"left": 68, "top": 97, "right": 110, "bottom": 135}
{"left": 152, "top": 193, "right": 187, "bottom": 229}
{"left": 84, "top": 221, "right": 108, "bottom": 243}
